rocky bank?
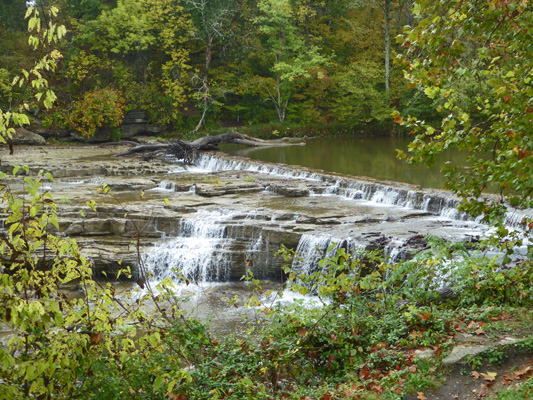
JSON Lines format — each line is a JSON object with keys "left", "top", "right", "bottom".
{"left": 0, "top": 143, "right": 512, "bottom": 283}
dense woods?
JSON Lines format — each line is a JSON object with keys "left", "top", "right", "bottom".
{"left": 0, "top": 0, "right": 422, "bottom": 138}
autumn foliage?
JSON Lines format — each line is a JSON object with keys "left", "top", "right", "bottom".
{"left": 70, "top": 87, "right": 125, "bottom": 137}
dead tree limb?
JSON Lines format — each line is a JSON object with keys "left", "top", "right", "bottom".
{"left": 115, "top": 131, "right": 306, "bottom": 162}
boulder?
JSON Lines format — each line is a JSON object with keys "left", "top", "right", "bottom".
{"left": 103, "top": 178, "right": 157, "bottom": 192}
{"left": 122, "top": 110, "right": 148, "bottom": 124}
{"left": 64, "top": 218, "right": 127, "bottom": 236}
{"left": 195, "top": 182, "right": 264, "bottom": 197}
{"left": 268, "top": 183, "right": 309, "bottom": 197}
{"left": 121, "top": 110, "right": 162, "bottom": 138}
{"left": 145, "top": 125, "right": 162, "bottom": 135}
{"left": 33, "top": 128, "right": 69, "bottom": 140}
{"left": 12, "top": 127, "right": 46, "bottom": 145}
{"left": 70, "top": 130, "right": 112, "bottom": 143}
{"left": 121, "top": 124, "right": 147, "bottom": 138}
{"left": 121, "top": 124, "right": 163, "bottom": 138}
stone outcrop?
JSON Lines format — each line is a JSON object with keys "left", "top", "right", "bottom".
{"left": 12, "top": 127, "right": 46, "bottom": 145}
{"left": 195, "top": 182, "right": 265, "bottom": 197}
{"left": 3, "top": 145, "right": 526, "bottom": 283}
{"left": 68, "top": 110, "right": 162, "bottom": 142}
{"left": 121, "top": 110, "right": 162, "bottom": 138}
{"left": 267, "top": 183, "right": 310, "bottom": 197}
{"left": 33, "top": 128, "right": 70, "bottom": 140}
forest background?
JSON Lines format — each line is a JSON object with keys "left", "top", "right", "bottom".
{"left": 0, "top": 0, "right": 425, "bottom": 139}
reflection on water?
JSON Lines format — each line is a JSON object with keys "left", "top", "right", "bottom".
{"left": 221, "top": 136, "right": 467, "bottom": 189}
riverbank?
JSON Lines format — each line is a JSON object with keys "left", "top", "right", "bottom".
{"left": 0, "top": 143, "right": 503, "bottom": 282}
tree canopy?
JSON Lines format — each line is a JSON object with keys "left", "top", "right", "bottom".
{"left": 395, "top": 0, "right": 532, "bottom": 228}
{"left": 0, "top": 0, "right": 414, "bottom": 135}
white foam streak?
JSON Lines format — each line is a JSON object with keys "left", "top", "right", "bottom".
{"left": 143, "top": 210, "right": 234, "bottom": 285}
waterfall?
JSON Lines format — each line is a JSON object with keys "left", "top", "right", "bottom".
{"left": 152, "top": 181, "right": 176, "bottom": 192}
{"left": 244, "top": 232, "right": 268, "bottom": 275}
{"left": 291, "top": 234, "right": 363, "bottom": 276}
{"left": 291, "top": 234, "right": 332, "bottom": 275}
{"left": 142, "top": 210, "right": 234, "bottom": 284}
{"left": 192, "top": 153, "right": 322, "bottom": 181}
{"left": 191, "top": 155, "right": 469, "bottom": 219}
{"left": 190, "top": 154, "right": 530, "bottom": 226}
{"left": 384, "top": 238, "right": 409, "bottom": 263}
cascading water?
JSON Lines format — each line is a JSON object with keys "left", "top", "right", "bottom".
{"left": 189, "top": 154, "right": 470, "bottom": 221}
{"left": 143, "top": 153, "right": 533, "bottom": 292}
{"left": 191, "top": 154, "right": 533, "bottom": 228}
{"left": 384, "top": 238, "right": 409, "bottom": 263}
{"left": 142, "top": 210, "right": 234, "bottom": 285}
{"left": 291, "top": 234, "right": 364, "bottom": 276}
{"left": 152, "top": 181, "right": 176, "bottom": 192}
{"left": 291, "top": 234, "right": 333, "bottom": 276}
{"left": 191, "top": 153, "right": 322, "bottom": 181}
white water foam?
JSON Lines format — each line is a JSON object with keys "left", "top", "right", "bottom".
{"left": 151, "top": 181, "right": 176, "bottom": 192}
{"left": 384, "top": 238, "right": 409, "bottom": 263}
{"left": 142, "top": 210, "right": 234, "bottom": 285}
{"left": 191, "top": 154, "right": 322, "bottom": 181}
{"left": 291, "top": 234, "right": 364, "bottom": 276}
{"left": 193, "top": 154, "right": 533, "bottom": 228}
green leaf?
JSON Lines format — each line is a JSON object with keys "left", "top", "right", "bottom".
{"left": 424, "top": 87, "right": 438, "bottom": 99}
{"left": 240, "top": 376, "right": 253, "bottom": 387}
{"left": 153, "top": 375, "right": 164, "bottom": 391}
{"left": 25, "top": 6, "right": 34, "bottom": 19}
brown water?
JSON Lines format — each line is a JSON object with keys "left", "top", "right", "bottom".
{"left": 222, "top": 136, "right": 466, "bottom": 189}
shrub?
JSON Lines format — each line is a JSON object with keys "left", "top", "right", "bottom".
{"left": 70, "top": 87, "right": 125, "bottom": 137}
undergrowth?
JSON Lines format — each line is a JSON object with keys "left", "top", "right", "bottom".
{"left": 82, "top": 236, "right": 533, "bottom": 399}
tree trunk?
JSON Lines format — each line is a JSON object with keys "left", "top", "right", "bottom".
{"left": 115, "top": 131, "right": 306, "bottom": 162}
{"left": 384, "top": 0, "right": 391, "bottom": 93}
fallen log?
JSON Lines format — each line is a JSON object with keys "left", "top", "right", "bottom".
{"left": 115, "top": 131, "right": 306, "bottom": 163}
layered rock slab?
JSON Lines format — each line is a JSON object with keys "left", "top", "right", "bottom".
{"left": 0, "top": 145, "right": 496, "bottom": 282}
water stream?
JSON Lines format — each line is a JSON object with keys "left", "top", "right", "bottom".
{"left": 140, "top": 151, "right": 531, "bottom": 301}
{"left": 143, "top": 210, "right": 234, "bottom": 284}
{"left": 221, "top": 136, "right": 468, "bottom": 189}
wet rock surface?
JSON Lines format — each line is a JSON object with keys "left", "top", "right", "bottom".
{"left": 0, "top": 144, "right": 506, "bottom": 282}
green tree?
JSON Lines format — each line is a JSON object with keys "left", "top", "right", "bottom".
{"left": 71, "top": 0, "right": 192, "bottom": 128}
{"left": 253, "top": 0, "right": 328, "bottom": 124}
{"left": 184, "top": 0, "right": 239, "bottom": 133}
{"left": 0, "top": 6, "right": 65, "bottom": 145}
{"left": 395, "top": 0, "right": 532, "bottom": 229}
{"left": 0, "top": 0, "right": 27, "bottom": 32}
{"left": 69, "top": 86, "right": 125, "bottom": 137}
{"left": 60, "top": 0, "right": 115, "bottom": 23}
{"left": 1, "top": 9, "right": 196, "bottom": 399}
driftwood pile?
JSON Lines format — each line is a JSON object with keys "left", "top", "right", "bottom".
{"left": 115, "top": 132, "right": 305, "bottom": 163}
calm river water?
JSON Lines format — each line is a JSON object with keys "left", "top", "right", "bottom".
{"left": 222, "top": 136, "right": 464, "bottom": 189}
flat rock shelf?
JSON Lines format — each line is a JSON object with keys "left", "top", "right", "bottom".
{"left": 1, "top": 144, "right": 530, "bottom": 285}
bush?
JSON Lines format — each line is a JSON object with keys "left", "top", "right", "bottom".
{"left": 70, "top": 87, "right": 125, "bottom": 137}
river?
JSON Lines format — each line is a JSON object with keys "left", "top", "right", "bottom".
{"left": 221, "top": 136, "right": 466, "bottom": 189}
